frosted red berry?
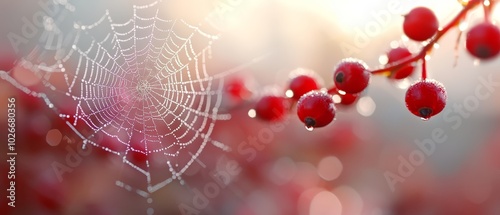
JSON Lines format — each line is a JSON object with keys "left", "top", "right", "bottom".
{"left": 288, "top": 72, "right": 320, "bottom": 100}
{"left": 297, "top": 91, "right": 336, "bottom": 129}
{"left": 386, "top": 47, "right": 415, "bottom": 79}
{"left": 403, "top": 7, "right": 438, "bottom": 41}
{"left": 333, "top": 58, "right": 370, "bottom": 94}
{"left": 254, "top": 95, "right": 289, "bottom": 121}
{"left": 405, "top": 79, "right": 447, "bottom": 120}
{"left": 466, "top": 22, "right": 500, "bottom": 60}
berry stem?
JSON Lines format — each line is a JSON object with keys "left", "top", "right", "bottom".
{"left": 483, "top": 0, "right": 494, "bottom": 22}
{"left": 327, "top": 86, "right": 337, "bottom": 94}
{"left": 421, "top": 58, "right": 427, "bottom": 80}
{"left": 370, "top": 0, "right": 483, "bottom": 75}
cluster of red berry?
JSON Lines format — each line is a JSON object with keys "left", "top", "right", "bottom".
{"left": 253, "top": 0, "right": 500, "bottom": 130}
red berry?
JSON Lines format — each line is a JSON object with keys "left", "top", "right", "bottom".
{"left": 466, "top": 22, "right": 500, "bottom": 59}
{"left": 287, "top": 69, "right": 321, "bottom": 100}
{"left": 225, "top": 77, "right": 252, "bottom": 100}
{"left": 297, "top": 91, "right": 336, "bottom": 129}
{"left": 254, "top": 95, "right": 289, "bottom": 121}
{"left": 403, "top": 7, "right": 438, "bottom": 41}
{"left": 0, "top": 52, "right": 18, "bottom": 71}
{"left": 333, "top": 58, "right": 370, "bottom": 94}
{"left": 386, "top": 47, "right": 415, "bottom": 79}
{"left": 405, "top": 79, "right": 447, "bottom": 120}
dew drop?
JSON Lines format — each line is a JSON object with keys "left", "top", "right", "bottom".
{"left": 305, "top": 126, "right": 314, "bottom": 132}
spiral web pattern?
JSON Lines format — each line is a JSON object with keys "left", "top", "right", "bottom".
{"left": 1, "top": 0, "right": 233, "bottom": 203}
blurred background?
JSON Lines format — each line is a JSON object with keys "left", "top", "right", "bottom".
{"left": 1, "top": 0, "right": 500, "bottom": 214}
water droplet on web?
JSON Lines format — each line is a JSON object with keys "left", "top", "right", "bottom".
{"left": 305, "top": 126, "right": 314, "bottom": 132}
{"left": 0, "top": 1, "right": 239, "bottom": 212}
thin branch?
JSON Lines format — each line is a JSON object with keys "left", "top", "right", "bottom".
{"left": 370, "top": 0, "right": 482, "bottom": 75}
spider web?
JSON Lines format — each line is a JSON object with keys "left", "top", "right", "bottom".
{"left": 0, "top": 0, "right": 243, "bottom": 210}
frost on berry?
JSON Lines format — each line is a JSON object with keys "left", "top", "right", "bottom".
{"left": 386, "top": 47, "right": 415, "bottom": 79}
{"left": 287, "top": 68, "right": 322, "bottom": 100}
{"left": 405, "top": 79, "right": 447, "bottom": 120}
{"left": 466, "top": 22, "right": 500, "bottom": 60}
{"left": 254, "top": 95, "right": 289, "bottom": 121}
{"left": 297, "top": 90, "right": 336, "bottom": 129}
{"left": 403, "top": 7, "right": 439, "bottom": 41}
{"left": 333, "top": 58, "right": 370, "bottom": 94}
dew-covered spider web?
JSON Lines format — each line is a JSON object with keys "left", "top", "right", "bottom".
{"left": 0, "top": 0, "right": 255, "bottom": 212}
